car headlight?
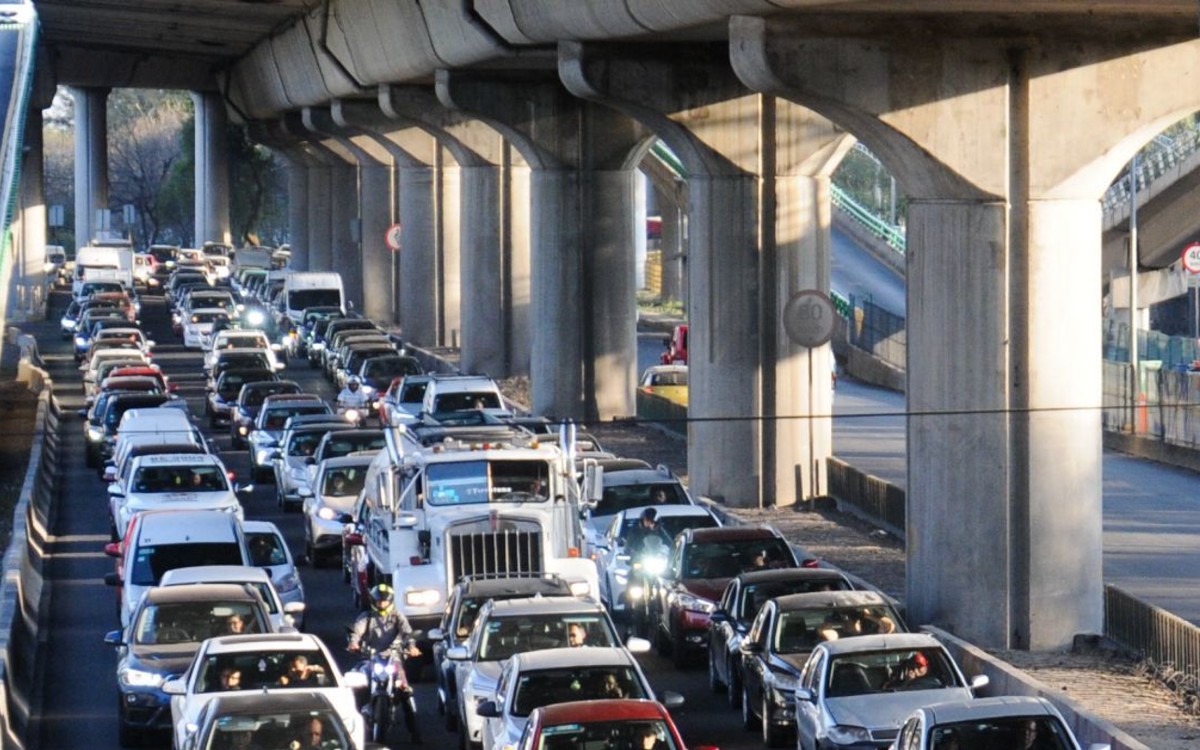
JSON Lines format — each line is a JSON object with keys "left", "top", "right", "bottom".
{"left": 274, "top": 571, "right": 302, "bottom": 593}
{"left": 311, "top": 342, "right": 325, "bottom": 351}
{"left": 826, "top": 725, "right": 873, "bottom": 745}
{"left": 74, "top": 335, "right": 87, "bottom": 346}
{"left": 405, "top": 588, "right": 441, "bottom": 608}
{"left": 120, "top": 668, "right": 166, "bottom": 688}
{"left": 288, "top": 466, "right": 308, "bottom": 481}
{"left": 62, "top": 319, "right": 76, "bottom": 331}
{"left": 246, "top": 310, "right": 265, "bottom": 326}
{"left": 317, "top": 506, "right": 337, "bottom": 521}
{"left": 86, "top": 425, "right": 104, "bottom": 441}
{"left": 670, "top": 590, "right": 716, "bottom": 614}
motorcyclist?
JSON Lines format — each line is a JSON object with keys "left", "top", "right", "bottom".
{"left": 625, "top": 507, "right": 672, "bottom": 558}
{"left": 336, "top": 375, "right": 370, "bottom": 424}
{"left": 623, "top": 508, "right": 672, "bottom": 635}
{"left": 347, "top": 584, "right": 422, "bottom": 744}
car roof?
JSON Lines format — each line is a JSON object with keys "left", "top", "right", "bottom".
{"left": 458, "top": 575, "right": 574, "bottom": 599}
{"left": 687, "top": 526, "right": 782, "bottom": 543}
{"left": 160, "top": 565, "right": 272, "bottom": 586}
{"left": 262, "top": 393, "right": 324, "bottom": 405}
{"left": 134, "top": 509, "right": 240, "bottom": 542}
{"left": 771, "top": 590, "right": 891, "bottom": 611}
{"left": 642, "top": 365, "right": 688, "bottom": 376}
{"left": 318, "top": 455, "right": 377, "bottom": 470}
{"left": 200, "top": 632, "right": 326, "bottom": 654}
{"left": 241, "top": 520, "right": 282, "bottom": 537}
{"left": 733, "top": 568, "right": 853, "bottom": 586}
{"left": 534, "top": 699, "right": 670, "bottom": 725}
{"left": 922, "top": 696, "right": 1059, "bottom": 724}
{"left": 131, "top": 453, "right": 222, "bottom": 468}
{"left": 209, "top": 690, "right": 336, "bottom": 715}
{"left": 485, "top": 596, "right": 606, "bottom": 617}
{"left": 602, "top": 467, "right": 679, "bottom": 486}
{"left": 513, "top": 646, "right": 637, "bottom": 670}
{"left": 618, "top": 505, "right": 714, "bottom": 520}
{"left": 141, "top": 582, "right": 260, "bottom": 604}
{"left": 819, "top": 632, "right": 943, "bottom": 656}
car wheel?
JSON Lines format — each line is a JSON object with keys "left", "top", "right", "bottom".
{"left": 444, "top": 701, "right": 458, "bottom": 732}
{"left": 762, "top": 695, "right": 786, "bottom": 747}
{"left": 655, "top": 623, "right": 672, "bottom": 658}
{"left": 742, "top": 684, "right": 759, "bottom": 730}
{"left": 208, "top": 410, "right": 217, "bottom": 429}
{"left": 671, "top": 633, "right": 690, "bottom": 670}
{"left": 708, "top": 649, "right": 724, "bottom": 692}
{"left": 305, "top": 536, "right": 317, "bottom": 567}
{"left": 727, "top": 659, "right": 742, "bottom": 708}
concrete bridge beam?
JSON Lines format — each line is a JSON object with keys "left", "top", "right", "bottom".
{"left": 437, "top": 70, "right": 649, "bottom": 422}
{"left": 730, "top": 15, "right": 1200, "bottom": 650}
{"left": 560, "top": 42, "right": 849, "bottom": 508}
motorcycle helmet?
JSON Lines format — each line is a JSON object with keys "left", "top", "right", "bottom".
{"left": 369, "top": 583, "right": 395, "bottom": 615}
{"left": 348, "top": 375, "right": 361, "bottom": 390}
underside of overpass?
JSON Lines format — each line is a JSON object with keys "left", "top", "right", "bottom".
{"left": 24, "top": 1, "right": 1200, "bottom": 650}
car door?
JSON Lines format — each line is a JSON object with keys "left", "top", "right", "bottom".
{"left": 711, "top": 579, "right": 739, "bottom": 683}
{"left": 740, "top": 601, "right": 774, "bottom": 716}
{"left": 654, "top": 534, "right": 686, "bottom": 635}
{"left": 794, "top": 648, "right": 826, "bottom": 750}
{"left": 484, "top": 658, "right": 514, "bottom": 750}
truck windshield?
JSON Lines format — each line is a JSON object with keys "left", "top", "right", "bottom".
{"left": 425, "top": 460, "right": 551, "bottom": 506}
{"left": 288, "top": 289, "right": 342, "bottom": 310}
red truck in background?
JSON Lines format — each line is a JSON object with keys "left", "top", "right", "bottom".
{"left": 659, "top": 324, "right": 688, "bottom": 365}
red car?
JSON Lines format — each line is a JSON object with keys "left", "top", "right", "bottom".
{"left": 659, "top": 324, "right": 688, "bottom": 365}
{"left": 519, "top": 699, "right": 716, "bottom": 750}
{"left": 648, "top": 526, "right": 802, "bottom": 668}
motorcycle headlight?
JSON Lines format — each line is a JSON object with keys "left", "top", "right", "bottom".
{"left": 405, "top": 588, "right": 440, "bottom": 608}
{"left": 274, "top": 571, "right": 302, "bottom": 593}
{"left": 827, "top": 725, "right": 872, "bottom": 745}
{"left": 343, "top": 408, "right": 361, "bottom": 423}
{"left": 246, "top": 310, "right": 265, "bottom": 326}
{"left": 670, "top": 591, "right": 716, "bottom": 614}
{"left": 120, "top": 668, "right": 166, "bottom": 688}
{"left": 641, "top": 556, "right": 668, "bottom": 576}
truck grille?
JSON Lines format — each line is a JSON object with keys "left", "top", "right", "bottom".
{"left": 448, "top": 519, "right": 542, "bottom": 581}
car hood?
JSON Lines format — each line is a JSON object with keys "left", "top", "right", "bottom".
{"left": 774, "top": 653, "right": 811, "bottom": 673}
{"left": 321, "top": 493, "right": 357, "bottom": 512}
{"left": 469, "top": 661, "right": 503, "bottom": 692}
{"left": 127, "top": 643, "right": 201, "bottom": 673}
{"left": 825, "top": 687, "right": 975, "bottom": 730}
{"left": 680, "top": 578, "right": 731, "bottom": 602}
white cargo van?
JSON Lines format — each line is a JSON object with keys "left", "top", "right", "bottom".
{"left": 73, "top": 241, "right": 134, "bottom": 295}
{"left": 283, "top": 271, "right": 344, "bottom": 325}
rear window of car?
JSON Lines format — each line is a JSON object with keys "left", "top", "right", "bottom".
{"left": 478, "top": 614, "right": 617, "bottom": 661}
{"left": 321, "top": 433, "right": 386, "bottom": 459}
{"left": 596, "top": 482, "right": 689, "bottom": 518}
{"left": 681, "top": 538, "right": 794, "bottom": 579}
{"left": 513, "top": 666, "right": 646, "bottom": 717}
{"left": 195, "top": 649, "right": 334, "bottom": 692}
{"left": 130, "top": 541, "right": 243, "bottom": 586}
{"left": 262, "top": 405, "right": 328, "bottom": 430}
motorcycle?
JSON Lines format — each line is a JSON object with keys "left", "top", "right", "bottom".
{"left": 351, "top": 645, "right": 417, "bottom": 744}
{"left": 337, "top": 404, "right": 366, "bottom": 428}
{"left": 625, "top": 535, "right": 669, "bottom": 639}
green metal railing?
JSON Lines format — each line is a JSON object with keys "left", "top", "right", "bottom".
{"left": 831, "top": 185, "right": 906, "bottom": 254}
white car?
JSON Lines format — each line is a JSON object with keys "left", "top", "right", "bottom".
{"left": 204, "top": 329, "right": 274, "bottom": 370}
{"left": 163, "top": 632, "right": 367, "bottom": 750}
{"left": 301, "top": 455, "right": 372, "bottom": 567}
{"left": 242, "top": 520, "right": 306, "bottom": 624}
{"left": 107, "top": 453, "right": 250, "bottom": 536}
{"left": 158, "top": 565, "right": 304, "bottom": 633}
{"left": 181, "top": 307, "right": 231, "bottom": 349}
{"left": 450, "top": 597, "right": 643, "bottom": 750}
{"left": 592, "top": 504, "right": 722, "bottom": 616}
{"left": 477, "top": 646, "right": 678, "bottom": 750}
{"left": 888, "top": 695, "right": 1111, "bottom": 750}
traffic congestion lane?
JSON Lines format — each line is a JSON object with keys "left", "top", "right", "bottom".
{"left": 34, "top": 290, "right": 767, "bottom": 750}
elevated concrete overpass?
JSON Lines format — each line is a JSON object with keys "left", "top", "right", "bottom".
{"left": 25, "top": 1, "right": 1200, "bottom": 650}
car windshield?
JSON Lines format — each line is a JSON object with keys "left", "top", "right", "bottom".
{"left": 195, "top": 649, "right": 335, "bottom": 692}
{"left": 204, "top": 709, "right": 349, "bottom": 750}
{"left": 425, "top": 460, "right": 551, "bottom": 506}
{"left": 289, "top": 288, "right": 342, "bottom": 310}
{"left": 219, "top": 372, "right": 274, "bottom": 397}
{"left": 241, "top": 384, "right": 299, "bottom": 408}
{"left": 363, "top": 357, "right": 420, "bottom": 380}
{"left": 322, "top": 467, "right": 367, "bottom": 497}
{"left": 433, "top": 391, "right": 502, "bottom": 412}
{"left": 129, "top": 541, "right": 244, "bottom": 586}
{"left": 618, "top": 513, "right": 716, "bottom": 543}
{"left": 132, "top": 600, "right": 264, "bottom": 645}
{"left": 929, "top": 717, "right": 1072, "bottom": 750}
{"left": 132, "top": 466, "right": 228, "bottom": 493}
{"left": 536, "top": 720, "right": 679, "bottom": 750}
{"left": 772, "top": 605, "right": 900, "bottom": 654}
{"left": 681, "top": 538, "right": 793, "bottom": 579}
{"left": 596, "top": 482, "right": 689, "bottom": 518}
{"left": 825, "top": 648, "right": 957, "bottom": 697}
{"left": 399, "top": 383, "right": 427, "bottom": 403}
{"left": 513, "top": 666, "right": 647, "bottom": 717}
{"left": 263, "top": 405, "right": 329, "bottom": 430}
{"left": 246, "top": 531, "right": 288, "bottom": 567}
{"left": 287, "top": 430, "right": 329, "bottom": 457}
{"left": 478, "top": 615, "right": 617, "bottom": 660}
{"left": 648, "top": 370, "right": 687, "bottom": 387}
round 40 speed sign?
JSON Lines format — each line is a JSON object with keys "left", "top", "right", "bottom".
{"left": 1182, "top": 242, "right": 1200, "bottom": 274}
{"left": 783, "top": 290, "right": 836, "bottom": 348}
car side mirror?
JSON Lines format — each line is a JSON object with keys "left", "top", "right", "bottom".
{"left": 104, "top": 572, "right": 121, "bottom": 587}
{"left": 794, "top": 686, "right": 814, "bottom": 702}
{"left": 446, "top": 646, "right": 469, "bottom": 661}
{"left": 103, "top": 630, "right": 124, "bottom": 646}
{"left": 710, "top": 610, "right": 729, "bottom": 624}
{"left": 104, "top": 542, "right": 121, "bottom": 558}
{"left": 739, "top": 641, "right": 762, "bottom": 655}
{"left": 162, "top": 678, "right": 185, "bottom": 695}
{"left": 660, "top": 691, "right": 685, "bottom": 709}
{"left": 475, "top": 700, "right": 500, "bottom": 718}
{"left": 427, "top": 628, "right": 444, "bottom": 642}
{"left": 969, "top": 674, "right": 990, "bottom": 691}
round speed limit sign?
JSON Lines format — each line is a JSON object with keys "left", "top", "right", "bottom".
{"left": 385, "top": 223, "right": 403, "bottom": 252}
{"left": 1182, "top": 242, "right": 1200, "bottom": 274}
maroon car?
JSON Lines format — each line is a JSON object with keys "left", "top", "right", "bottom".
{"left": 520, "top": 699, "right": 715, "bottom": 750}
{"left": 649, "top": 526, "right": 801, "bottom": 668}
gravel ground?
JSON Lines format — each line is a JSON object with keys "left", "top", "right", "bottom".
{"left": 497, "top": 376, "right": 1200, "bottom": 750}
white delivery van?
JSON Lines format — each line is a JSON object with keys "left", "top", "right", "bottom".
{"left": 283, "top": 271, "right": 344, "bottom": 325}
{"left": 74, "top": 241, "right": 134, "bottom": 295}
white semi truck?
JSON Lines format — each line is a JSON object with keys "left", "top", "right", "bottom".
{"left": 357, "top": 420, "right": 597, "bottom": 632}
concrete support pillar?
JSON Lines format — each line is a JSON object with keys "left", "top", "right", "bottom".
{"left": 438, "top": 72, "right": 647, "bottom": 420}
{"left": 655, "top": 185, "right": 686, "bottom": 305}
{"left": 509, "top": 157, "right": 533, "bottom": 375}
{"left": 459, "top": 164, "right": 503, "bottom": 374}
{"left": 439, "top": 153, "right": 462, "bottom": 347}
{"left": 329, "top": 163, "right": 356, "bottom": 282}
{"left": 360, "top": 164, "right": 395, "bottom": 322}
{"left": 285, "top": 160, "right": 311, "bottom": 270}
{"left": 16, "top": 108, "right": 47, "bottom": 320}
{"left": 306, "top": 165, "right": 333, "bottom": 270}
{"left": 193, "top": 91, "right": 231, "bottom": 246}
{"left": 399, "top": 165, "right": 438, "bottom": 344}
{"left": 72, "top": 86, "right": 109, "bottom": 248}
